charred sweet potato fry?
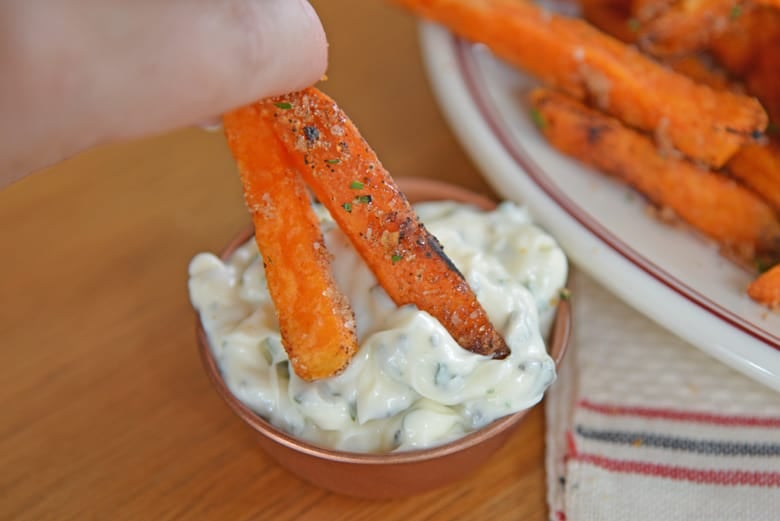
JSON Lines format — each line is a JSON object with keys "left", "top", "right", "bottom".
{"left": 252, "top": 87, "right": 509, "bottom": 359}
{"left": 391, "top": 0, "right": 767, "bottom": 167}
{"left": 748, "top": 264, "right": 780, "bottom": 307}
{"left": 634, "top": 0, "right": 746, "bottom": 56}
{"left": 529, "top": 88, "right": 780, "bottom": 259}
{"left": 256, "top": 88, "right": 509, "bottom": 358}
{"left": 727, "top": 142, "right": 780, "bottom": 214}
{"left": 223, "top": 105, "right": 358, "bottom": 381}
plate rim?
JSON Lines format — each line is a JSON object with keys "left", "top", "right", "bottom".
{"left": 418, "top": 21, "right": 780, "bottom": 392}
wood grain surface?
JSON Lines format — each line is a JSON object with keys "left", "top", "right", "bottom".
{"left": 0, "top": 1, "right": 551, "bottom": 519}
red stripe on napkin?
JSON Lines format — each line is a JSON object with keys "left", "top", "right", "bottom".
{"left": 578, "top": 400, "right": 780, "bottom": 428}
{"left": 573, "top": 453, "right": 780, "bottom": 487}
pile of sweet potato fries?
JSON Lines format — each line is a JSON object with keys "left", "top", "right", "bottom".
{"left": 391, "top": 0, "right": 780, "bottom": 307}
{"left": 223, "top": 88, "right": 509, "bottom": 381}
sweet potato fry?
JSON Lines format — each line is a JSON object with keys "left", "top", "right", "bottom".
{"left": 634, "top": 0, "right": 746, "bottom": 56}
{"left": 222, "top": 105, "right": 358, "bottom": 381}
{"left": 708, "top": 18, "right": 755, "bottom": 76}
{"left": 709, "top": 5, "right": 780, "bottom": 76}
{"left": 529, "top": 88, "right": 780, "bottom": 259}
{"left": 391, "top": 0, "right": 767, "bottom": 167}
{"left": 727, "top": 142, "right": 780, "bottom": 214}
{"left": 250, "top": 87, "right": 510, "bottom": 359}
{"left": 745, "top": 48, "right": 780, "bottom": 127}
{"left": 748, "top": 264, "right": 780, "bottom": 307}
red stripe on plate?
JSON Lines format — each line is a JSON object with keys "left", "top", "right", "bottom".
{"left": 578, "top": 400, "right": 780, "bottom": 427}
{"left": 574, "top": 453, "right": 780, "bottom": 486}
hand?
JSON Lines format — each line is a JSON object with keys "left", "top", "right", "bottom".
{"left": 0, "top": 0, "right": 328, "bottom": 187}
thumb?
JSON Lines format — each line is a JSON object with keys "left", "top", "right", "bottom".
{"left": 1, "top": 0, "right": 328, "bottom": 184}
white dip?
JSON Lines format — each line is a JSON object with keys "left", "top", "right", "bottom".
{"left": 189, "top": 201, "right": 567, "bottom": 453}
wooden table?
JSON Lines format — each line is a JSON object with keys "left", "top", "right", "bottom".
{"left": 0, "top": 2, "right": 550, "bottom": 519}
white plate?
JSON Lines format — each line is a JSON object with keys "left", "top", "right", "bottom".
{"left": 418, "top": 22, "right": 780, "bottom": 392}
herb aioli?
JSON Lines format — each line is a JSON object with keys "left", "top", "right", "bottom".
{"left": 189, "top": 201, "right": 567, "bottom": 453}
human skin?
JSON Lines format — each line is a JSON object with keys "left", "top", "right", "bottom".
{"left": 0, "top": 0, "right": 328, "bottom": 187}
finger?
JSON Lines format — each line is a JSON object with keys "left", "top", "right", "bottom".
{"left": 87, "top": 0, "right": 329, "bottom": 140}
{"left": 0, "top": 0, "right": 328, "bottom": 184}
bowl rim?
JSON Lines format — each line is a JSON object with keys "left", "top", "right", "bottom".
{"left": 195, "top": 177, "right": 572, "bottom": 464}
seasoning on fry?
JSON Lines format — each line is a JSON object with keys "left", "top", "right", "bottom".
{"left": 529, "top": 88, "right": 780, "bottom": 261}
{"left": 256, "top": 87, "right": 511, "bottom": 359}
{"left": 391, "top": 0, "right": 767, "bottom": 167}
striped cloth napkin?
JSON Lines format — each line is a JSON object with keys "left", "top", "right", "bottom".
{"left": 546, "top": 271, "right": 780, "bottom": 521}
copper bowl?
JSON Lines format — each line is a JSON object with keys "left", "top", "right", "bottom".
{"left": 196, "top": 177, "right": 572, "bottom": 499}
